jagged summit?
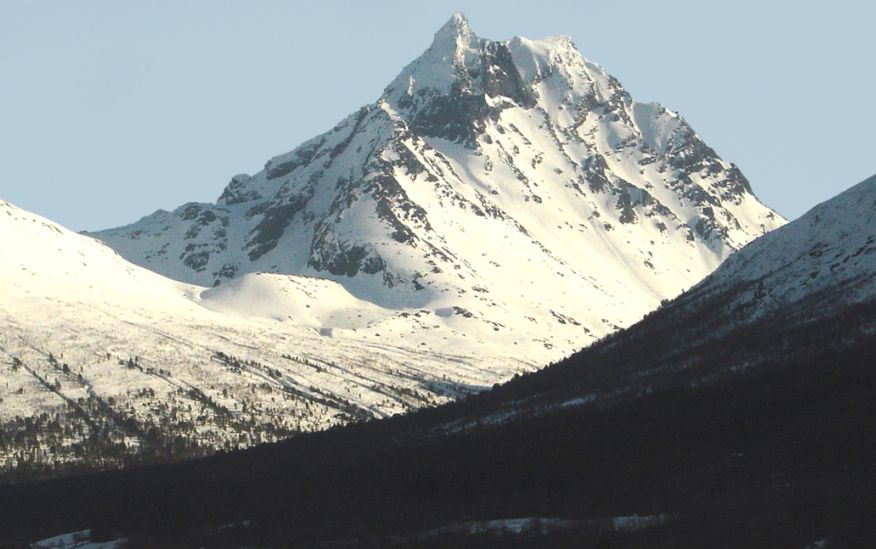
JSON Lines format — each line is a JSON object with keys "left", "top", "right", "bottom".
{"left": 94, "top": 14, "right": 785, "bottom": 358}
{"left": 434, "top": 11, "right": 472, "bottom": 40}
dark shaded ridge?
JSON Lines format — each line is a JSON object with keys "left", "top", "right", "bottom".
{"left": 245, "top": 194, "right": 309, "bottom": 261}
{"left": 265, "top": 139, "right": 324, "bottom": 180}
{"left": 479, "top": 41, "right": 536, "bottom": 108}
{"left": 407, "top": 42, "right": 534, "bottom": 145}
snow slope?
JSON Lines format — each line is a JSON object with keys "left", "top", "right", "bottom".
{"left": 0, "top": 199, "right": 530, "bottom": 473}
{"left": 93, "top": 13, "right": 784, "bottom": 359}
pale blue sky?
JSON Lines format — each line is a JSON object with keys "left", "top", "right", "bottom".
{"left": 1, "top": 1, "right": 872, "bottom": 231}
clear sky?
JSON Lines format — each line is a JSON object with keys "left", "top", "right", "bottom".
{"left": 1, "top": 1, "right": 872, "bottom": 231}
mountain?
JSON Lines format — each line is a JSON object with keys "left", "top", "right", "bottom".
{"left": 3, "top": 172, "right": 872, "bottom": 546}
{"left": 0, "top": 198, "right": 530, "bottom": 478}
{"left": 0, "top": 13, "right": 783, "bottom": 482}
{"left": 93, "top": 12, "right": 783, "bottom": 359}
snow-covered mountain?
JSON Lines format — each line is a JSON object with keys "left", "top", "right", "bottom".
{"left": 94, "top": 13, "right": 783, "bottom": 358}
{"left": 1, "top": 13, "right": 786, "bottom": 477}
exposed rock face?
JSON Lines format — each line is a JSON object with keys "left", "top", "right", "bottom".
{"left": 93, "top": 12, "right": 784, "bottom": 354}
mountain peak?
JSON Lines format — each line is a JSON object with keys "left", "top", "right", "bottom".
{"left": 94, "top": 15, "right": 785, "bottom": 361}
{"left": 438, "top": 11, "right": 470, "bottom": 34}
{"left": 428, "top": 11, "right": 478, "bottom": 56}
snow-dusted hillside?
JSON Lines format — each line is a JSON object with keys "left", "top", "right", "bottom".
{"left": 0, "top": 199, "right": 531, "bottom": 474}
{"left": 424, "top": 174, "right": 876, "bottom": 433}
{"left": 606, "top": 173, "right": 876, "bottom": 394}
{"left": 94, "top": 13, "right": 783, "bottom": 359}
{"left": 697, "top": 174, "right": 876, "bottom": 316}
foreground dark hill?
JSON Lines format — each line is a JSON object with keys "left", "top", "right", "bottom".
{"left": 2, "top": 176, "right": 875, "bottom": 547}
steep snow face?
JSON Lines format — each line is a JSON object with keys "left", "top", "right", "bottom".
{"left": 93, "top": 13, "right": 784, "bottom": 358}
{"left": 698, "top": 174, "right": 876, "bottom": 315}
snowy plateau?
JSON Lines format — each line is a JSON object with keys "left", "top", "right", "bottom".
{"left": 1, "top": 13, "right": 783, "bottom": 475}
